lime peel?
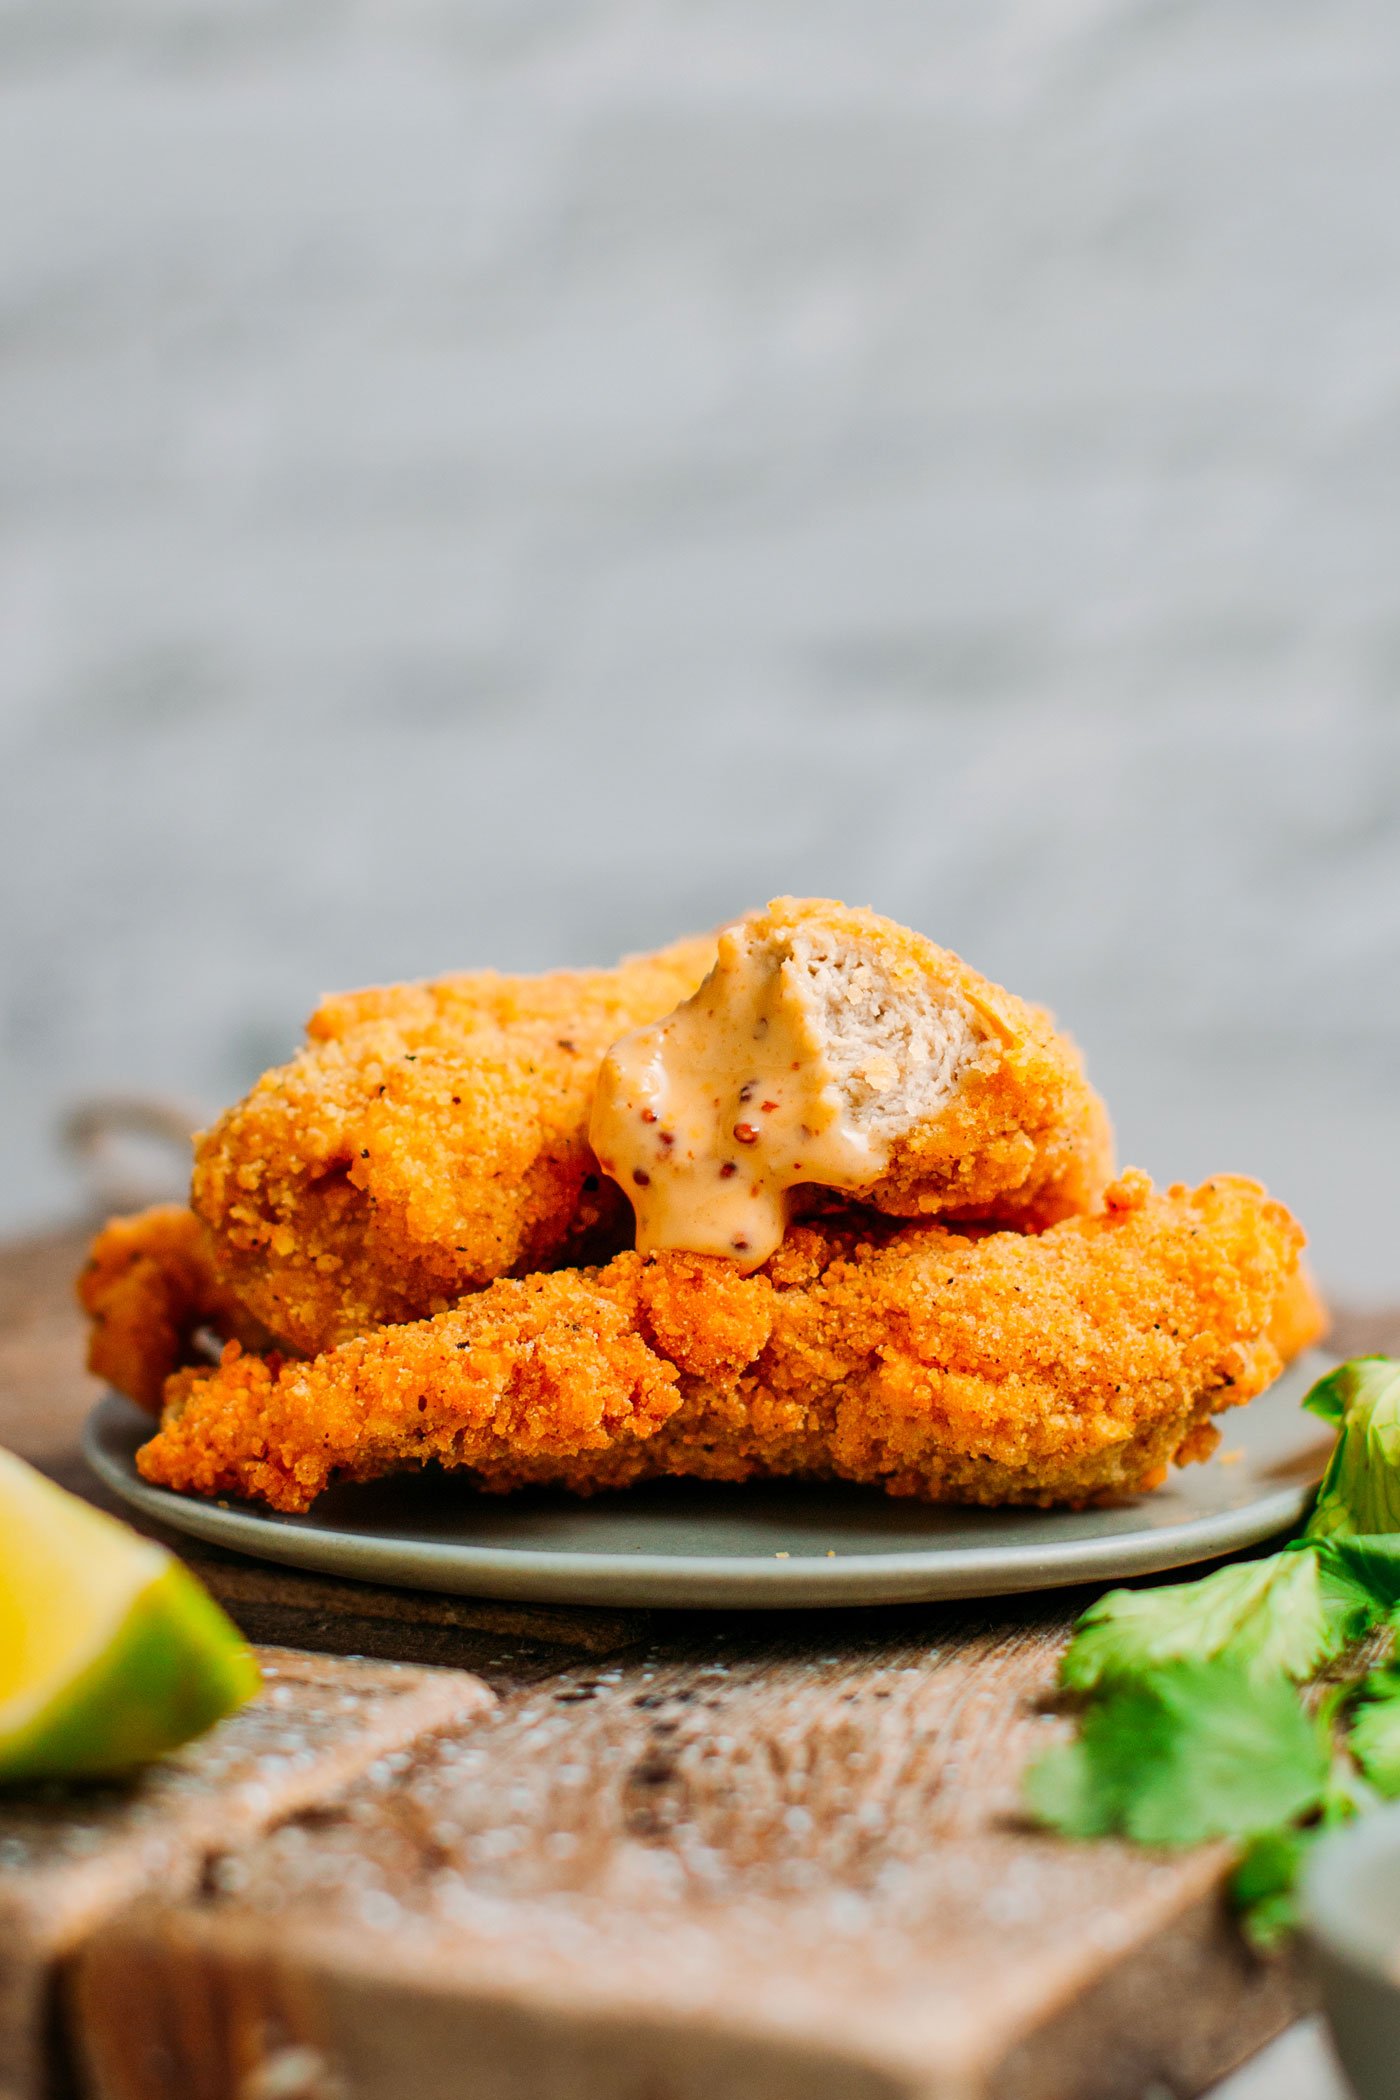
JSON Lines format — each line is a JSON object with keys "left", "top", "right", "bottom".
{"left": 0, "top": 1446, "right": 259, "bottom": 1783}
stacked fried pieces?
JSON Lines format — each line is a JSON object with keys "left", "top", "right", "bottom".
{"left": 79, "top": 900, "right": 1325, "bottom": 1514}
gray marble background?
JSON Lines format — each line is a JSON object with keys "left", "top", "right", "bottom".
{"left": 3, "top": 0, "right": 1399, "bottom": 1304}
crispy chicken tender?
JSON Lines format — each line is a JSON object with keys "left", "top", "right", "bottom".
{"left": 591, "top": 898, "right": 1113, "bottom": 1269}
{"left": 190, "top": 935, "right": 716, "bottom": 1356}
{"left": 137, "top": 1173, "right": 1304, "bottom": 1514}
{"left": 78, "top": 1205, "right": 277, "bottom": 1413}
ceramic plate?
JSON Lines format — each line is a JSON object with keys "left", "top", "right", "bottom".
{"left": 84, "top": 1351, "right": 1336, "bottom": 1610}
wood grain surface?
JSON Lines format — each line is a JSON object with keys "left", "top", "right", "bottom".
{"left": 70, "top": 1624, "right": 1298, "bottom": 2100}
{"left": 0, "top": 1648, "right": 493, "bottom": 2100}
{"left": 4, "top": 1219, "right": 1397, "bottom": 2100}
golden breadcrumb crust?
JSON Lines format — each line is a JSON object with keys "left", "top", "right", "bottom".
{"left": 77, "top": 1204, "right": 277, "bottom": 1413}
{"left": 137, "top": 1173, "right": 1304, "bottom": 1514}
{"left": 190, "top": 934, "right": 716, "bottom": 1354}
{"left": 1265, "top": 1261, "right": 1329, "bottom": 1365}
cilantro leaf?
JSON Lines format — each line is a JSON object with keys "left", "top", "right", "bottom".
{"left": 1348, "top": 1669, "right": 1400, "bottom": 1796}
{"left": 1024, "top": 1660, "right": 1331, "bottom": 1847}
{"left": 1322, "top": 1532, "right": 1400, "bottom": 1611}
{"left": 1027, "top": 1357, "right": 1400, "bottom": 1947}
{"left": 1230, "top": 1826, "right": 1318, "bottom": 1950}
{"left": 1060, "top": 1543, "right": 1376, "bottom": 1693}
{"left": 1304, "top": 1357, "right": 1400, "bottom": 1540}
{"left": 1229, "top": 1751, "right": 1378, "bottom": 1947}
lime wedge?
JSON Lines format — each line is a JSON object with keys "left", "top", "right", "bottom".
{"left": 0, "top": 1447, "right": 259, "bottom": 1783}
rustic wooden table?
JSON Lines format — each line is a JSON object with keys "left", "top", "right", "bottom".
{"left": 2, "top": 1223, "right": 1392, "bottom": 2100}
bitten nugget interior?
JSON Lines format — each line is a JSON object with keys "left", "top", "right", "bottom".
{"left": 77, "top": 899, "right": 1321, "bottom": 1515}
{"left": 591, "top": 897, "right": 1111, "bottom": 1266}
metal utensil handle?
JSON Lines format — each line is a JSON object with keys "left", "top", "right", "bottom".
{"left": 61, "top": 1095, "right": 200, "bottom": 1213}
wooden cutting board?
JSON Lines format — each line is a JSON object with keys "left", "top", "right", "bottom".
{"left": 4, "top": 1222, "right": 1394, "bottom": 2100}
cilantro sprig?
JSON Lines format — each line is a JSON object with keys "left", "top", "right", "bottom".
{"left": 1302, "top": 1357, "right": 1400, "bottom": 1540}
{"left": 1348, "top": 1667, "right": 1400, "bottom": 1794}
{"left": 1024, "top": 1357, "right": 1400, "bottom": 1944}
{"left": 1059, "top": 1542, "right": 1377, "bottom": 1693}
{"left": 1026, "top": 1658, "right": 1333, "bottom": 1846}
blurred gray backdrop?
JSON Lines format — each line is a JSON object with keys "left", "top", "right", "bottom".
{"left": 3, "top": 0, "right": 1399, "bottom": 1297}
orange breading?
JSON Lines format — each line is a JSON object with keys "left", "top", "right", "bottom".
{"left": 190, "top": 934, "right": 716, "bottom": 1356}
{"left": 1267, "top": 1261, "right": 1329, "bottom": 1365}
{"left": 78, "top": 1205, "right": 278, "bottom": 1413}
{"left": 138, "top": 1173, "right": 1305, "bottom": 1514}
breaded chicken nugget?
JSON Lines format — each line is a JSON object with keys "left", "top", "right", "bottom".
{"left": 591, "top": 898, "right": 1113, "bottom": 1267}
{"left": 191, "top": 934, "right": 715, "bottom": 1355}
{"left": 78, "top": 1205, "right": 277, "bottom": 1413}
{"left": 138, "top": 1173, "right": 1303, "bottom": 1513}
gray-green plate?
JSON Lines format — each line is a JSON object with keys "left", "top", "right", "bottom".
{"left": 84, "top": 1352, "right": 1336, "bottom": 1610}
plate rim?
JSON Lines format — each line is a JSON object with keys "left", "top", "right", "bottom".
{"left": 82, "top": 1362, "right": 1335, "bottom": 1610}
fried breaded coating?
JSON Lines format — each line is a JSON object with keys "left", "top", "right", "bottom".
{"left": 190, "top": 935, "right": 716, "bottom": 1356}
{"left": 137, "top": 1173, "right": 1304, "bottom": 1514}
{"left": 1268, "top": 1262, "right": 1329, "bottom": 1366}
{"left": 592, "top": 898, "right": 1114, "bottom": 1267}
{"left": 78, "top": 1205, "right": 278, "bottom": 1413}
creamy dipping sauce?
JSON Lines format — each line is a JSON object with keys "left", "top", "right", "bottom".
{"left": 589, "top": 921, "right": 888, "bottom": 1268}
